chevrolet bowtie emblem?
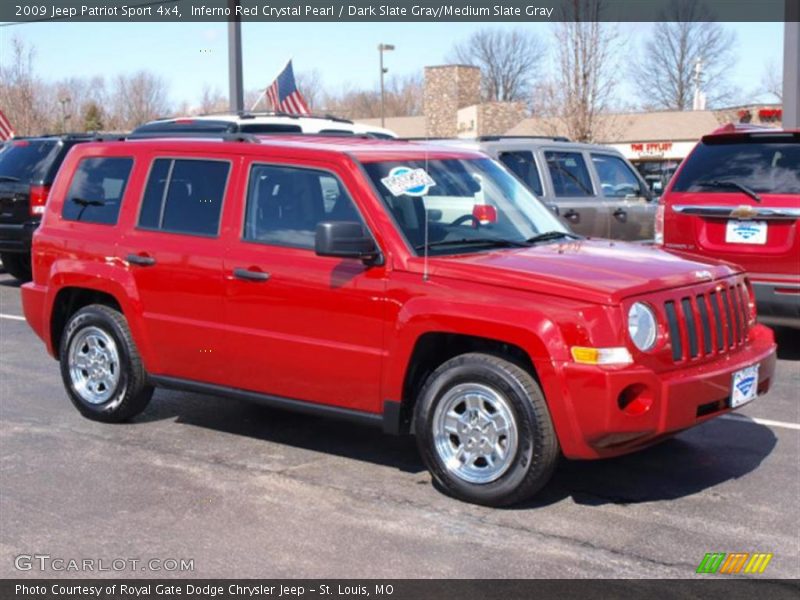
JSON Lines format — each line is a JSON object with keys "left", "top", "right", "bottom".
{"left": 730, "top": 205, "right": 758, "bottom": 220}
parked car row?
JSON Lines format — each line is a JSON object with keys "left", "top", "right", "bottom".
{"left": 17, "top": 121, "right": 785, "bottom": 506}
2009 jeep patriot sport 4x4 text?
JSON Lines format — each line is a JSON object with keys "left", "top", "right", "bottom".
{"left": 22, "top": 135, "right": 777, "bottom": 506}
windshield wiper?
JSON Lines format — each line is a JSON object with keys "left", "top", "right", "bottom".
{"left": 526, "top": 231, "right": 582, "bottom": 244}
{"left": 0, "top": 175, "right": 20, "bottom": 182}
{"left": 695, "top": 180, "right": 762, "bottom": 203}
{"left": 415, "top": 238, "right": 529, "bottom": 252}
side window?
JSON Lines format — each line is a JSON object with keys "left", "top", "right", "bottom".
{"left": 244, "top": 164, "right": 362, "bottom": 249}
{"left": 138, "top": 158, "right": 230, "bottom": 236}
{"left": 592, "top": 154, "right": 643, "bottom": 198}
{"left": 62, "top": 157, "right": 133, "bottom": 224}
{"left": 544, "top": 151, "right": 594, "bottom": 197}
{"left": 498, "top": 151, "right": 543, "bottom": 196}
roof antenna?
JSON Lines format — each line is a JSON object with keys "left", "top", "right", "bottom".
{"left": 423, "top": 138, "right": 430, "bottom": 282}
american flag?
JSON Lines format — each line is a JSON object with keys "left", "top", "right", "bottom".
{"left": 0, "top": 109, "right": 14, "bottom": 141}
{"left": 265, "top": 60, "right": 310, "bottom": 115}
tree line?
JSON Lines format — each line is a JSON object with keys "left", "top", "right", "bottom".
{"left": 0, "top": 0, "right": 783, "bottom": 140}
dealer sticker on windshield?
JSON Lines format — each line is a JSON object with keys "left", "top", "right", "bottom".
{"left": 381, "top": 166, "right": 436, "bottom": 197}
{"left": 731, "top": 364, "right": 759, "bottom": 408}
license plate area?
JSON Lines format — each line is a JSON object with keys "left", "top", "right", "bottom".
{"left": 730, "top": 364, "right": 759, "bottom": 408}
{"left": 725, "top": 220, "right": 767, "bottom": 244}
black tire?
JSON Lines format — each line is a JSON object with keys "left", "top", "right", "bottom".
{"left": 0, "top": 252, "right": 32, "bottom": 282}
{"left": 59, "top": 304, "right": 153, "bottom": 423}
{"left": 414, "top": 352, "right": 559, "bottom": 507}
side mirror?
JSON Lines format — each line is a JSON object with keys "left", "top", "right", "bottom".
{"left": 315, "top": 221, "right": 381, "bottom": 265}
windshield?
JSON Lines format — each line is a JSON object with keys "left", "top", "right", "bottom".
{"left": 0, "top": 140, "right": 60, "bottom": 183}
{"left": 672, "top": 138, "right": 800, "bottom": 195}
{"left": 363, "top": 158, "right": 568, "bottom": 255}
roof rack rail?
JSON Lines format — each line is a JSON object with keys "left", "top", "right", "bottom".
{"left": 126, "top": 132, "right": 260, "bottom": 143}
{"left": 477, "top": 135, "right": 571, "bottom": 142}
{"left": 189, "top": 110, "right": 356, "bottom": 125}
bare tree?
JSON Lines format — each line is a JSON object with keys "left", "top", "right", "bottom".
{"left": 449, "top": 28, "right": 545, "bottom": 102}
{"left": 0, "top": 38, "right": 48, "bottom": 135}
{"left": 320, "top": 74, "right": 424, "bottom": 119}
{"left": 538, "top": 0, "right": 622, "bottom": 142}
{"left": 198, "top": 85, "right": 227, "bottom": 114}
{"left": 111, "top": 71, "right": 170, "bottom": 129}
{"left": 761, "top": 58, "right": 783, "bottom": 102}
{"left": 633, "top": 0, "right": 736, "bottom": 110}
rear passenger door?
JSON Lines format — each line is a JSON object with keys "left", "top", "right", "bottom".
{"left": 541, "top": 150, "right": 609, "bottom": 238}
{"left": 591, "top": 152, "right": 656, "bottom": 241}
{"left": 117, "top": 154, "right": 233, "bottom": 383}
{"left": 221, "top": 160, "right": 386, "bottom": 413}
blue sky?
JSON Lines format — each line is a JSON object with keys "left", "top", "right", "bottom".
{"left": 0, "top": 21, "right": 785, "bottom": 109}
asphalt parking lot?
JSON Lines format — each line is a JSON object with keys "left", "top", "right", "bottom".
{"left": 0, "top": 270, "right": 798, "bottom": 579}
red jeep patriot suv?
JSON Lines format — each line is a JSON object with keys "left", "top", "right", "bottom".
{"left": 659, "top": 125, "right": 799, "bottom": 328}
{"left": 22, "top": 135, "right": 777, "bottom": 506}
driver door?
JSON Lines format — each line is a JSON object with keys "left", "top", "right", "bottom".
{"left": 591, "top": 152, "right": 656, "bottom": 241}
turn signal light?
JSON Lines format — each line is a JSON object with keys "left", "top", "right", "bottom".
{"left": 571, "top": 346, "right": 633, "bottom": 366}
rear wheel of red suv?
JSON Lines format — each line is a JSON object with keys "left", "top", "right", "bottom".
{"left": 59, "top": 305, "right": 153, "bottom": 422}
{"left": 414, "top": 353, "right": 559, "bottom": 507}
{"left": 0, "top": 252, "right": 32, "bottom": 282}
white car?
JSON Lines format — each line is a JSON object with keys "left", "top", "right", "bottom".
{"left": 133, "top": 112, "right": 397, "bottom": 139}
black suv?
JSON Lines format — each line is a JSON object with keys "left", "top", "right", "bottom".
{"left": 0, "top": 135, "right": 95, "bottom": 281}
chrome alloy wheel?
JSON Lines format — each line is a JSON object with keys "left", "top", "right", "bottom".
{"left": 68, "top": 326, "right": 121, "bottom": 405}
{"left": 432, "top": 383, "right": 519, "bottom": 484}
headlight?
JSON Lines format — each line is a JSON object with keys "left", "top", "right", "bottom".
{"left": 628, "top": 302, "right": 657, "bottom": 351}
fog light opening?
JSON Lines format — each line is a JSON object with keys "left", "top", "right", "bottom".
{"left": 618, "top": 384, "right": 653, "bottom": 416}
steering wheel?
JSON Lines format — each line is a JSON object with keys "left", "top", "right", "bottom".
{"left": 450, "top": 214, "right": 480, "bottom": 227}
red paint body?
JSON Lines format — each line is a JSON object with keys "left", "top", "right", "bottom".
{"left": 22, "top": 136, "right": 777, "bottom": 459}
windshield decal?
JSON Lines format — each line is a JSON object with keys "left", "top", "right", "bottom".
{"left": 381, "top": 166, "right": 436, "bottom": 197}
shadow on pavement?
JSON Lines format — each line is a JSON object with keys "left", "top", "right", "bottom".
{"left": 774, "top": 326, "right": 799, "bottom": 361}
{"left": 515, "top": 416, "right": 777, "bottom": 509}
{"left": 136, "top": 389, "right": 777, "bottom": 505}
{"left": 136, "top": 391, "right": 424, "bottom": 473}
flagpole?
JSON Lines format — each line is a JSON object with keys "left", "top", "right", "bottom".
{"left": 250, "top": 90, "right": 266, "bottom": 112}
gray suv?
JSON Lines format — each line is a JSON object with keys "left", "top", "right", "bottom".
{"left": 433, "top": 136, "right": 657, "bottom": 241}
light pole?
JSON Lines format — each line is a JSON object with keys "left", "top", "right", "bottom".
{"left": 228, "top": 0, "right": 244, "bottom": 113}
{"left": 784, "top": 2, "right": 799, "bottom": 129}
{"left": 58, "top": 97, "right": 71, "bottom": 132}
{"left": 378, "top": 43, "right": 395, "bottom": 128}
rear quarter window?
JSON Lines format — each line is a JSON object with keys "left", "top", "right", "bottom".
{"left": 61, "top": 157, "right": 134, "bottom": 225}
{"left": 672, "top": 138, "right": 800, "bottom": 194}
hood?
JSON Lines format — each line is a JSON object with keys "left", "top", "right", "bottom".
{"left": 417, "top": 239, "right": 738, "bottom": 305}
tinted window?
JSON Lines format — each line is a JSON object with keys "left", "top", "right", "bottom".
{"left": 544, "top": 151, "right": 594, "bottom": 197}
{"left": 498, "top": 151, "right": 543, "bottom": 196}
{"left": 239, "top": 123, "right": 302, "bottom": 134}
{"left": 591, "top": 154, "right": 643, "bottom": 198}
{"left": 244, "top": 165, "right": 362, "bottom": 249}
{"left": 138, "top": 159, "right": 229, "bottom": 236}
{"left": 62, "top": 157, "right": 133, "bottom": 225}
{"left": 0, "top": 140, "right": 59, "bottom": 183}
{"left": 672, "top": 138, "right": 800, "bottom": 194}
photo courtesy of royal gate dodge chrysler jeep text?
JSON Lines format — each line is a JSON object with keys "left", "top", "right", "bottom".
{"left": 21, "top": 134, "right": 777, "bottom": 506}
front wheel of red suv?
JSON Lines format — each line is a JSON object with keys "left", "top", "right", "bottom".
{"left": 59, "top": 305, "right": 153, "bottom": 423}
{"left": 414, "top": 353, "right": 559, "bottom": 507}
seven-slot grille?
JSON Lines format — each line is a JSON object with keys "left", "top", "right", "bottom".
{"left": 664, "top": 280, "right": 751, "bottom": 362}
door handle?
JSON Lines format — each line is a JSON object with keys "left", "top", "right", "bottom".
{"left": 233, "top": 268, "right": 270, "bottom": 282}
{"left": 613, "top": 208, "right": 628, "bottom": 221}
{"left": 126, "top": 253, "right": 156, "bottom": 267}
{"left": 564, "top": 209, "right": 579, "bottom": 222}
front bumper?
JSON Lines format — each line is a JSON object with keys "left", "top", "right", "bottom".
{"left": 753, "top": 280, "right": 800, "bottom": 329}
{"left": 0, "top": 221, "right": 37, "bottom": 253}
{"left": 554, "top": 324, "right": 777, "bottom": 459}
